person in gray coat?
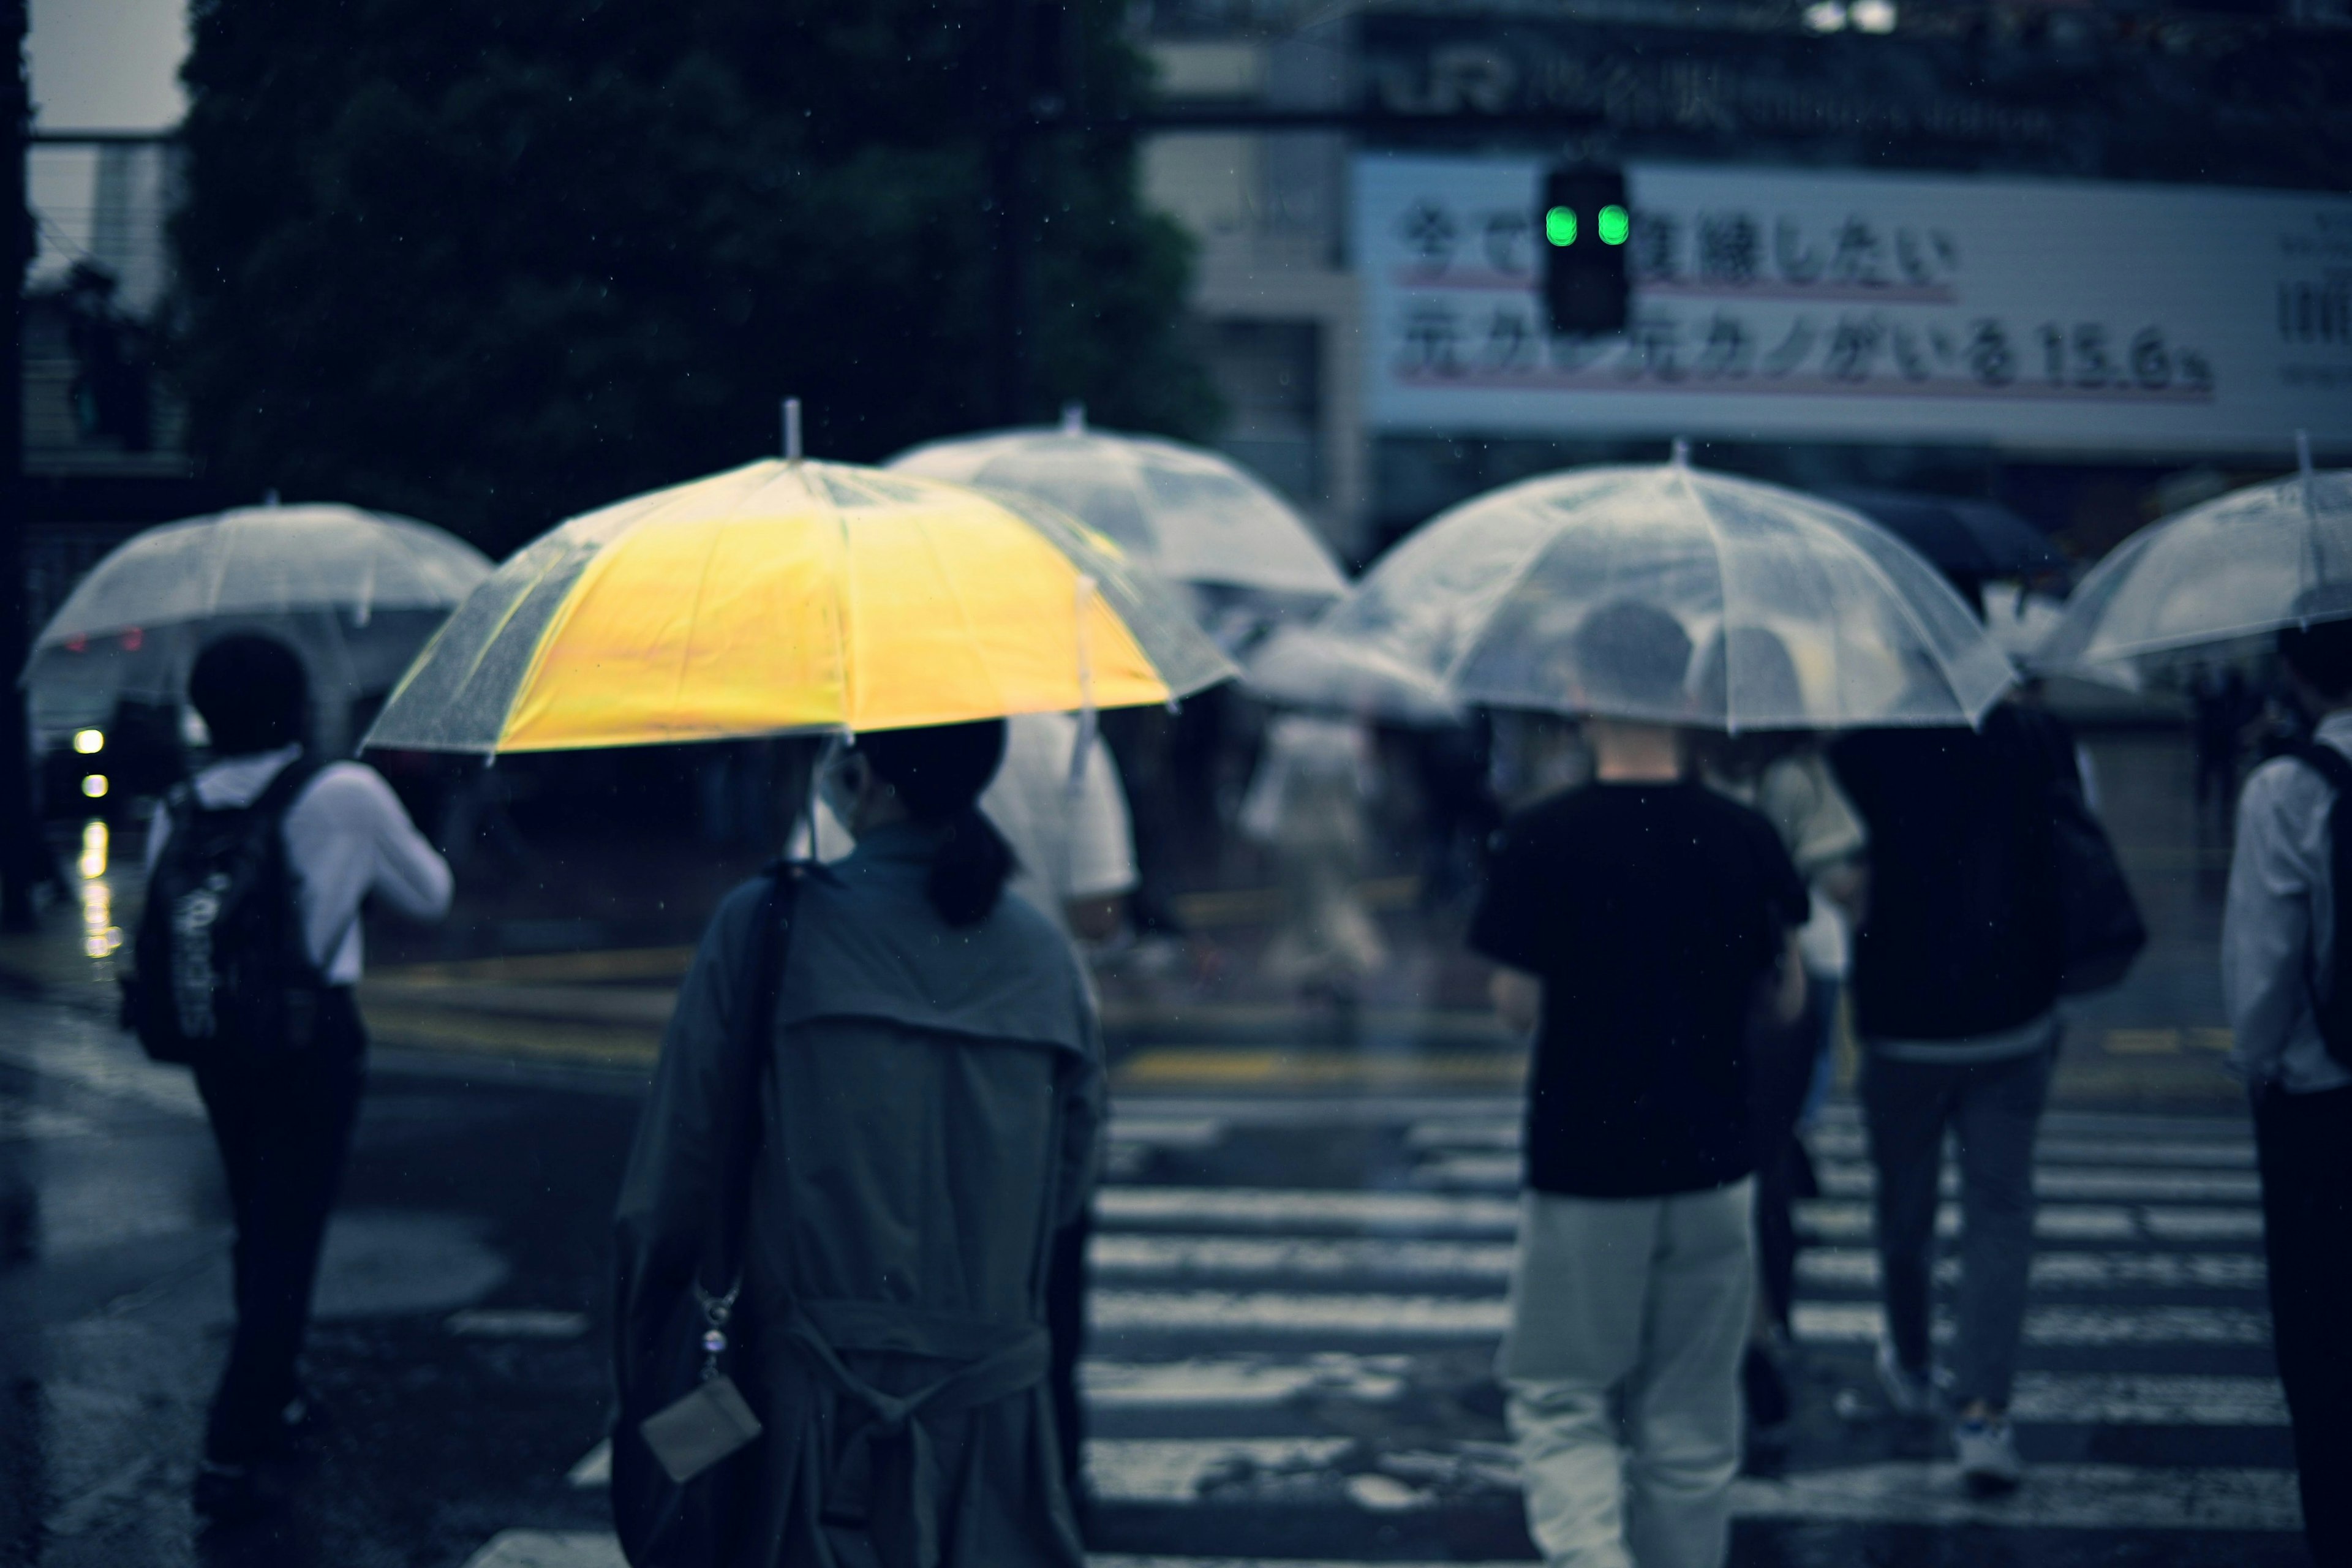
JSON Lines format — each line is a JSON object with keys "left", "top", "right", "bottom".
{"left": 614, "top": 720, "right": 1104, "bottom": 1568}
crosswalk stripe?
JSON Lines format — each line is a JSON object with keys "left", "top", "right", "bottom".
{"left": 1408, "top": 1152, "right": 2263, "bottom": 1203}
{"left": 1404, "top": 1121, "right": 2256, "bottom": 1166}
{"left": 1091, "top": 1234, "right": 1515, "bottom": 1283}
{"left": 1097, "top": 1186, "right": 2266, "bottom": 1244}
{"left": 1084, "top": 1441, "right": 2302, "bottom": 1529}
{"left": 1794, "top": 1200, "right": 2263, "bottom": 1242}
{"left": 1807, "top": 1131, "right": 2256, "bottom": 1169}
{"left": 1095, "top": 1289, "right": 1505, "bottom": 1336}
{"left": 1092, "top": 1291, "right": 2269, "bottom": 1346}
{"left": 1097, "top": 1187, "right": 1520, "bottom": 1234}
{"left": 1798, "top": 1248, "right": 2266, "bottom": 1291}
{"left": 1094, "top": 1235, "right": 2266, "bottom": 1293}
{"left": 1793, "top": 1301, "right": 2271, "bottom": 1347}
{"left": 2007, "top": 1373, "right": 2287, "bottom": 1425}
{"left": 1083, "top": 1357, "right": 2285, "bottom": 1426}
{"left": 1085, "top": 1355, "right": 1415, "bottom": 1408}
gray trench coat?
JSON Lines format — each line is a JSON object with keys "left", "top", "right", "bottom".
{"left": 614, "top": 824, "right": 1104, "bottom": 1568}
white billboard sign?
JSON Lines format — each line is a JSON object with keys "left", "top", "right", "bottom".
{"left": 1354, "top": 155, "right": 2352, "bottom": 454}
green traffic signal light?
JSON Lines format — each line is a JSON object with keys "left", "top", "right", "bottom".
{"left": 1544, "top": 206, "right": 1578, "bottom": 247}
{"left": 1597, "top": 205, "right": 1630, "bottom": 246}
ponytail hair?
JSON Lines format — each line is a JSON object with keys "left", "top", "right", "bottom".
{"left": 856, "top": 720, "right": 1017, "bottom": 927}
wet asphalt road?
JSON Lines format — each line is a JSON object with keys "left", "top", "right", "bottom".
{"left": 0, "top": 996, "right": 630, "bottom": 1566}
{"left": 0, "top": 980, "right": 2311, "bottom": 1568}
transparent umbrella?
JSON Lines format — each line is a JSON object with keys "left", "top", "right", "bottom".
{"left": 2037, "top": 449, "right": 2352, "bottom": 685}
{"left": 1244, "top": 624, "right": 1465, "bottom": 728}
{"left": 1313, "top": 459, "right": 2013, "bottom": 731}
{"left": 888, "top": 407, "right": 1349, "bottom": 604}
{"left": 21, "top": 503, "right": 492, "bottom": 755}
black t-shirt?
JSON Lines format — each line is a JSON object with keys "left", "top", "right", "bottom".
{"left": 1469, "top": 782, "right": 1809, "bottom": 1199}
{"left": 1829, "top": 704, "right": 2072, "bottom": 1041}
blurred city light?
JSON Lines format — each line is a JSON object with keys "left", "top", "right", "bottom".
{"left": 73, "top": 728, "right": 104, "bottom": 754}
{"left": 1544, "top": 206, "right": 1577, "bottom": 246}
{"left": 81, "top": 775, "right": 108, "bottom": 799}
{"left": 1850, "top": 0, "right": 1898, "bottom": 33}
{"left": 1803, "top": 1, "right": 1848, "bottom": 29}
{"left": 78, "top": 820, "right": 108, "bottom": 881}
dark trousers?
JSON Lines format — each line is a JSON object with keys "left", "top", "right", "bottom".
{"left": 192, "top": 992, "right": 366, "bottom": 1463}
{"left": 1861, "top": 1042, "right": 2054, "bottom": 1411}
{"left": 2253, "top": 1083, "right": 2352, "bottom": 1564}
{"left": 1045, "top": 1204, "right": 1091, "bottom": 1496}
{"left": 1752, "top": 980, "right": 1836, "bottom": 1330}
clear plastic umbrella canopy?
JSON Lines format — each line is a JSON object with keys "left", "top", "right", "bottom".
{"left": 887, "top": 410, "right": 1349, "bottom": 602}
{"left": 1244, "top": 624, "right": 1465, "bottom": 728}
{"left": 2037, "top": 464, "right": 2352, "bottom": 684}
{"left": 1315, "top": 462, "right": 2014, "bottom": 731}
{"left": 22, "top": 503, "right": 492, "bottom": 751}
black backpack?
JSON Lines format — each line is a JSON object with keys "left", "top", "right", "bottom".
{"left": 124, "top": 757, "right": 333, "bottom": 1066}
{"left": 2282, "top": 741, "right": 2352, "bottom": 1069}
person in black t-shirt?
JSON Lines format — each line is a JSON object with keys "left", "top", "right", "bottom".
{"left": 1471, "top": 601, "right": 1807, "bottom": 1568}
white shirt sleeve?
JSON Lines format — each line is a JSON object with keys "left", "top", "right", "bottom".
{"left": 284, "top": 763, "right": 454, "bottom": 982}
{"left": 2223, "top": 760, "right": 2319, "bottom": 1088}
{"left": 1059, "top": 730, "right": 1138, "bottom": 902}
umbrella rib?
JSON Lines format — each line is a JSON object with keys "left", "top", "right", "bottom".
{"left": 1826, "top": 502, "right": 2011, "bottom": 724}
{"left": 1442, "top": 511, "right": 1586, "bottom": 694}
{"left": 911, "top": 503, "right": 1008, "bottom": 722}
{"left": 1671, "top": 464, "right": 1751, "bottom": 728}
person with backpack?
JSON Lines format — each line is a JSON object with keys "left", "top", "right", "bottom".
{"left": 2223, "top": 617, "right": 2352, "bottom": 1566}
{"left": 1828, "top": 695, "right": 2085, "bottom": 1494}
{"left": 131, "top": 634, "right": 452, "bottom": 1522}
{"left": 611, "top": 719, "right": 1102, "bottom": 1568}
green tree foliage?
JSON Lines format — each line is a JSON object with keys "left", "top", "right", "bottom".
{"left": 172, "top": 0, "right": 1218, "bottom": 552}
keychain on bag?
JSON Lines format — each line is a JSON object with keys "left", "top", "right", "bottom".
{"left": 639, "top": 1279, "right": 765, "bottom": 1483}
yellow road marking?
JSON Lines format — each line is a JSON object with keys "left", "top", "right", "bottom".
{"left": 2104, "top": 1028, "right": 2183, "bottom": 1055}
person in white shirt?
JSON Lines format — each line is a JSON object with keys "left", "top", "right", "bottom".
{"left": 146, "top": 634, "right": 451, "bottom": 1521}
{"left": 2223, "top": 617, "right": 2352, "bottom": 1564}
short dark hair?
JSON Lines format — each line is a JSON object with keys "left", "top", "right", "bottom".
{"left": 2280, "top": 618, "right": 2352, "bottom": 703}
{"left": 1573, "top": 600, "right": 1693, "bottom": 714}
{"left": 189, "top": 634, "right": 308, "bottom": 755}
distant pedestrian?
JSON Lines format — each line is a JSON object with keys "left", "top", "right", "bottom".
{"left": 2190, "top": 663, "right": 2256, "bottom": 826}
{"left": 613, "top": 720, "right": 1101, "bottom": 1568}
{"left": 1829, "top": 696, "right": 2080, "bottom": 1494}
{"left": 2222, "top": 618, "right": 2352, "bottom": 1566}
{"left": 1473, "top": 602, "right": 1807, "bottom": 1568}
{"left": 131, "top": 634, "right": 453, "bottom": 1522}
{"left": 1239, "top": 712, "right": 1387, "bottom": 1011}
{"left": 1694, "top": 721, "right": 1864, "bottom": 1454}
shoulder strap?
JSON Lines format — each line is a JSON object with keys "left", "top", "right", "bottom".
{"left": 701, "top": 862, "right": 805, "bottom": 1301}
{"left": 2286, "top": 739, "right": 2352, "bottom": 797}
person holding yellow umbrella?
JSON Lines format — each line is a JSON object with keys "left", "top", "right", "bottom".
{"left": 366, "top": 415, "right": 1231, "bottom": 1568}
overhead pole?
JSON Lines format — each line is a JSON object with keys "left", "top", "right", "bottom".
{"left": 986, "top": 0, "right": 1036, "bottom": 427}
{"left": 0, "top": 0, "right": 34, "bottom": 933}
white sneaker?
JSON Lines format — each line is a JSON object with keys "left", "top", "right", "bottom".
{"left": 1874, "top": 1338, "right": 1945, "bottom": 1417}
{"left": 1954, "top": 1415, "right": 2024, "bottom": 1494}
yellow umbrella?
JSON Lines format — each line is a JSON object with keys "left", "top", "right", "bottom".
{"left": 361, "top": 458, "right": 1234, "bottom": 753}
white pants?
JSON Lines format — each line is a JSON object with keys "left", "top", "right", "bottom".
{"left": 1497, "top": 1181, "right": 1755, "bottom": 1568}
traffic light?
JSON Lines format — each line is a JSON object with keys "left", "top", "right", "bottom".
{"left": 1540, "top": 167, "right": 1631, "bottom": 337}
